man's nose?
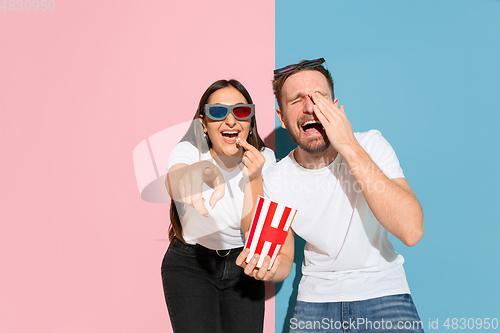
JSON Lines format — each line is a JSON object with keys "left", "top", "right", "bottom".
{"left": 303, "top": 95, "right": 315, "bottom": 114}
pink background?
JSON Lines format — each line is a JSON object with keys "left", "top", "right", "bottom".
{"left": 0, "top": 1, "right": 276, "bottom": 332}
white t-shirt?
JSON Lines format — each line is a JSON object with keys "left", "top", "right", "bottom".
{"left": 263, "top": 130, "right": 411, "bottom": 302}
{"left": 168, "top": 141, "right": 276, "bottom": 250}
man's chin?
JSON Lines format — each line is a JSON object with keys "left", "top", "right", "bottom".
{"left": 300, "top": 143, "right": 329, "bottom": 155}
{"left": 296, "top": 138, "right": 330, "bottom": 155}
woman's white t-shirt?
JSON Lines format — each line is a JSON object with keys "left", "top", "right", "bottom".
{"left": 168, "top": 141, "right": 276, "bottom": 250}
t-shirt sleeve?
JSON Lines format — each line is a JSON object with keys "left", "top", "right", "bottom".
{"left": 263, "top": 170, "right": 272, "bottom": 198}
{"left": 262, "top": 162, "right": 282, "bottom": 200}
{"left": 167, "top": 141, "right": 200, "bottom": 171}
{"left": 261, "top": 147, "right": 277, "bottom": 173}
{"left": 361, "top": 130, "right": 405, "bottom": 179}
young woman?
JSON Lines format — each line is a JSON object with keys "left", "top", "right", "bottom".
{"left": 161, "top": 79, "right": 276, "bottom": 333}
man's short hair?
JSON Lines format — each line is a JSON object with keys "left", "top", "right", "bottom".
{"left": 272, "top": 59, "right": 335, "bottom": 109}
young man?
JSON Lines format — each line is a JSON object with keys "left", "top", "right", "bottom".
{"left": 240, "top": 58, "right": 425, "bottom": 332}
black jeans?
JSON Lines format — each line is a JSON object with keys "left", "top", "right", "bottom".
{"left": 161, "top": 238, "right": 265, "bottom": 333}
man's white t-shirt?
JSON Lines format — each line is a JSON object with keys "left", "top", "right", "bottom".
{"left": 263, "top": 130, "right": 411, "bottom": 302}
{"left": 168, "top": 141, "right": 276, "bottom": 250}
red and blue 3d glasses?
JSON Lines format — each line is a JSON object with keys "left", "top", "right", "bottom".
{"left": 204, "top": 104, "right": 255, "bottom": 121}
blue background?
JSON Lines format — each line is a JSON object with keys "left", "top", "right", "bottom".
{"left": 274, "top": 0, "right": 500, "bottom": 332}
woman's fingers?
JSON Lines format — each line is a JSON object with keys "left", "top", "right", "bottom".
{"left": 237, "top": 137, "right": 265, "bottom": 181}
{"left": 236, "top": 246, "right": 279, "bottom": 282}
{"left": 209, "top": 182, "right": 225, "bottom": 210}
{"left": 208, "top": 166, "right": 225, "bottom": 209}
{"left": 236, "top": 248, "right": 250, "bottom": 267}
{"left": 244, "top": 254, "right": 260, "bottom": 276}
{"left": 178, "top": 163, "right": 223, "bottom": 215}
{"left": 255, "top": 256, "right": 271, "bottom": 279}
{"left": 236, "top": 137, "right": 257, "bottom": 153}
{"left": 191, "top": 191, "right": 208, "bottom": 216}
{"left": 266, "top": 255, "right": 280, "bottom": 281}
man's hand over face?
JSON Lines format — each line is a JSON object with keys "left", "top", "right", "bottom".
{"left": 309, "top": 92, "right": 358, "bottom": 156}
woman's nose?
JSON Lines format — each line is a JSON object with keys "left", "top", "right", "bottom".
{"left": 225, "top": 113, "right": 237, "bottom": 126}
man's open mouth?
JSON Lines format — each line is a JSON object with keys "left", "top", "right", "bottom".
{"left": 301, "top": 119, "right": 324, "bottom": 135}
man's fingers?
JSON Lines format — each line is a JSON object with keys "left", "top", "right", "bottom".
{"left": 313, "top": 104, "right": 331, "bottom": 127}
{"left": 309, "top": 94, "right": 329, "bottom": 120}
{"left": 310, "top": 92, "right": 339, "bottom": 115}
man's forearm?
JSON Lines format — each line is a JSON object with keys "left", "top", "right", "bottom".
{"left": 343, "top": 143, "right": 424, "bottom": 246}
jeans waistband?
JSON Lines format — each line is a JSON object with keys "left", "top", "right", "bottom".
{"left": 171, "top": 237, "right": 243, "bottom": 257}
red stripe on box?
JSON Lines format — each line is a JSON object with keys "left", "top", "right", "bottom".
{"left": 267, "top": 243, "right": 277, "bottom": 261}
{"left": 245, "top": 197, "right": 264, "bottom": 249}
{"left": 254, "top": 201, "right": 278, "bottom": 256}
{"left": 278, "top": 207, "right": 291, "bottom": 231}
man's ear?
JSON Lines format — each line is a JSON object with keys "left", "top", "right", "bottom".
{"left": 276, "top": 108, "right": 287, "bottom": 129}
{"left": 333, "top": 98, "right": 338, "bottom": 106}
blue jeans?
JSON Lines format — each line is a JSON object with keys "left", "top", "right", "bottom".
{"left": 289, "top": 294, "right": 424, "bottom": 333}
{"left": 161, "top": 238, "right": 265, "bottom": 333}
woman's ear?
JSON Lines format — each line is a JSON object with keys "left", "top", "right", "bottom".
{"left": 198, "top": 116, "right": 207, "bottom": 133}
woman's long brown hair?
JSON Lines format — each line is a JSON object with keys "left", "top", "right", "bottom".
{"left": 168, "top": 79, "right": 266, "bottom": 244}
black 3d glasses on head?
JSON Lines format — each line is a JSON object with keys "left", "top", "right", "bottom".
{"left": 274, "top": 58, "right": 326, "bottom": 77}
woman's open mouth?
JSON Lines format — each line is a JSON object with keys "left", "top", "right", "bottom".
{"left": 221, "top": 130, "right": 240, "bottom": 144}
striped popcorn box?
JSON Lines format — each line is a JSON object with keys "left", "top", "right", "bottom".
{"left": 244, "top": 196, "right": 298, "bottom": 269}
